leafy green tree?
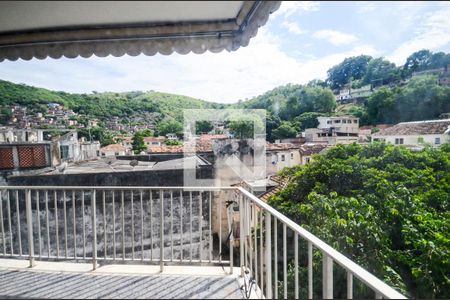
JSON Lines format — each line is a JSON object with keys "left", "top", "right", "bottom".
{"left": 139, "top": 129, "right": 154, "bottom": 137}
{"left": 326, "top": 55, "right": 373, "bottom": 89}
{"left": 293, "top": 112, "right": 323, "bottom": 131}
{"left": 266, "top": 113, "right": 281, "bottom": 142}
{"left": 156, "top": 119, "right": 183, "bottom": 137}
{"left": 363, "top": 57, "right": 401, "bottom": 86}
{"left": 402, "top": 49, "right": 433, "bottom": 77}
{"left": 164, "top": 140, "right": 182, "bottom": 146}
{"left": 284, "top": 86, "right": 336, "bottom": 120}
{"left": 132, "top": 131, "right": 146, "bottom": 154}
{"left": 271, "top": 121, "right": 298, "bottom": 140}
{"left": 195, "top": 120, "right": 214, "bottom": 134}
{"left": 269, "top": 143, "right": 450, "bottom": 298}
{"left": 229, "top": 120, "right": 254, "bottom": 139}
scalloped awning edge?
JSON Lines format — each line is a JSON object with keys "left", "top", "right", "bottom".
{"left": 0, "top": 1, "right": 281, "bottom": 62}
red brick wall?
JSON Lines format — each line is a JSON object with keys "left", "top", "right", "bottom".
{"left": 0, "top": 148, "right": 14, "bottom": 169}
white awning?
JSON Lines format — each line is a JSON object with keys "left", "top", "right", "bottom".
{"left": 0, "top": 1, "right": 281, "bottom": 61}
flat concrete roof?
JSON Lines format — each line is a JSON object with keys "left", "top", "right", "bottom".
{"left": 46, "top": 156, "right": 210, "bottom": 175}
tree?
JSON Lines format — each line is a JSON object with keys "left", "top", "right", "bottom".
{"left": 269, "top": 143, "right": 450, "bottom": 298}
{"left": 156, "top": 119, "right": 183, "bottom": 137}
{"left": 293, "top": 112, "right": 323, "bottom": 131}
{"left": 229, "top": 120, "right": 254, "bottom": 139}
{"left": 132, "top": 131, "right": 146, "bottom": 154}
{"left": 284, "top": 86, "right": 336, "bottom": 120}
{"left": 402, "top": 49, "right": 433, "bottom": 77}
{"left": 266, "top": 113, "right": 281, "bottom": 142}
{"left": 139, "top": 129, "right": 154, "bottom": 137}
{"left": 362, "top": 57, "right": 400, "bottom": 86}
{"left": 195, "top": 120, "right": 214, "bottom": 134}
{"left": 271, "top": 121, "right": 298, "bottom": 140}
{"left": 326, "top": 55, "right": 373, "bottom": 89}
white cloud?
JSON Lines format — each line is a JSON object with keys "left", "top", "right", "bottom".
{"left": 312, "top": 30, "right": 359, "bottom": 46}
{"left": 272, "top": 1, "right": 320, "bottom": 18}
{"left": 387, "top": 7, "right": 450, "bottom": 65}
{"left": 281, "top": 21, "right": 305, "bottom": 34}
{"left": 0, "top": 28, "right": 378, "bottom": 104}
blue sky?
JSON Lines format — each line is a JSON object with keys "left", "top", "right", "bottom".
{"left": 0, "top": 1, "right": 449, "bottom": 103}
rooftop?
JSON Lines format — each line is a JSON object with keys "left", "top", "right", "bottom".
{"left": 373, "top": 119, "right": 450, "bottom": 136}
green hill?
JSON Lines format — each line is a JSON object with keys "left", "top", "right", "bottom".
{"left": 0, "top": 79, "right": 222, "bottom": 122}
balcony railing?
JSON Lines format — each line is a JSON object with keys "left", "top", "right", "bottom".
{"left": 0, "top": 186, "right": 406, "bottom": 299}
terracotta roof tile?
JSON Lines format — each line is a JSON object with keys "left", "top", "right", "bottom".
{"left": 373, "top": 119, "right": 450, "bottom": 136}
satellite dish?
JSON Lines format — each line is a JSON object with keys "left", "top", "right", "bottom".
{"left": 130, "top": 159, "right": 139, "bottom": 169}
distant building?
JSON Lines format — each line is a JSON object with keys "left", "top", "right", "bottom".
{"left": 100, "top": 144, "right": 127, "bottom": 157}
{"left": 298, "top": 143, "right": 328, "bottom": 165}
{"left": 166, "top": 133, "right": 178, "bottom": 141}
{"left": 335, "top": 84, "right": 373, "bottom": 104}
{"left": 144, "top": 136, "right": 166, "bottom": 147}
{"left": 266, "top": 143, "right": 300, "bottom": 175}
{"left": 372, "top": 119, "right": 450, "bottom": 148}
{"left": 304, "top": 116, "right": 359, "bottom": 145}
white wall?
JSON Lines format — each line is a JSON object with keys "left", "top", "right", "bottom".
{"left": 373, "top": 134, "right": 448, "bottom": 147}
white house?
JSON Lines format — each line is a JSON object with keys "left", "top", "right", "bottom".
{"left": 304, "top": 116, "right": 360, "bottom": 145}
{"left": 266, "top": 143, "right": 301, "bottom": 176}
{"left": 372, "top": 119, "right": 450, "bottom": 147}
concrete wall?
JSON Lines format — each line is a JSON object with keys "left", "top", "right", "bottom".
{"left": 7, "top": 167, "right": 213, "bottom": 186}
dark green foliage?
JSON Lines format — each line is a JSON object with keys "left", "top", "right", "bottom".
{"left": 326, "top": 55, "right": 373, "bottom": 89}
{"left": 77, "top": 127, "right": 114, "bottom": 147}
{"left": 155, "top": 118, "right": 183, "bottom": 137}
{"left": 229, "top": 120, "right": 254, "bottom": 139}
{"left": 131, "top": 131, "right": 146, "bottom": 154}
{"left": 271, "top": 121, "right": 298, "bottom": 140}
{"left": 269, "top": 143, "right": 450, "bottom": 298}
{"left": 365, "top": 76, "right": 450, "bottom": 125}
{"left": 195, "top": 120, "right": 213, "bottom": 134}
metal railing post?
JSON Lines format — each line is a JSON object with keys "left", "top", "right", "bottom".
{"left": 160, "top": 190, "right": 164, "bottom": 273}
{"left": 265, "top": 212, "right": 272, "bottom": 298}
{"left": 25, "top": 189, "right": 34, "bottom": 267}
{"left": 323, "top": 254, "right": 333, "bottom": 299}
{"left": 91, "top": 189, "right": 97, "bottom": 270}
{"left": 239, "top": 194, "right": 244, "bottom": 277}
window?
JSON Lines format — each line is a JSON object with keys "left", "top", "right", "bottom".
{"left": 60, "top": 145, "right": 69, "bottom": 160}
{"left": 343, "top": 119, "right": 347, "bottom": 124}
{"left": 96, "top": 150, "right": 100, "bottom": 156}
{"left": 115, "top": 152, "right": 119, "bottom": 156}
{"left": 417, "top": 137, "right": 424, "bottom": 143}
{"left": 353, "top": 120, "right": 358, "bottom": 123}
{"left": 395, "top": 138, "right": 404, "bottom": 145}
{"left": 290, "top": 152, "right": 294, "bottom": 159}
{"left": 327, "top": 120, "right": 332, "bottom": 124}
{"left": 435, "top": 137, "right": 440, "bottom": 144}
{"left": 305, "top": 157, "right": 311, "bottom": 163}
{"left": 152, "top": 141, "right": 159, "bottom": 145}
{"left": 334, "top": 120, "right": 341, "bottom": 123}
{"left": 281, "top": 154, "right": 285, "bottom": 161}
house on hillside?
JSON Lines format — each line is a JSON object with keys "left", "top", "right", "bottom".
{"left": 304, "top": 116, "right": 360, "bottom": 145}
{"left": 298, "top": 143, "right": 328, "bottom": 165}
{"left": 266, "top": 143, "right": 300, "bottom": 175}
{"left": 372, "top": 119, "right": 450, "bottom": 148}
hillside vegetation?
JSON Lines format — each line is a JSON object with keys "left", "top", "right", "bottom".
{"left": 270, "top": 143, "right": 450, "bottom": 298}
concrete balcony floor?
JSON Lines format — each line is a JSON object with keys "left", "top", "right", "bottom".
{"left": 0, "top": 259, "right": 244, "bottom": 299}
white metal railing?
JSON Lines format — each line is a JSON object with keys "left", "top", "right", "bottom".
{"left": 0, "top": 186, "right": 407, "bottom": 299}
{"left": 236, "top": 187, "right": 407, "bottom": 299}
{"left": 0, "top": 186, "right": 233, "bottom": 271}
